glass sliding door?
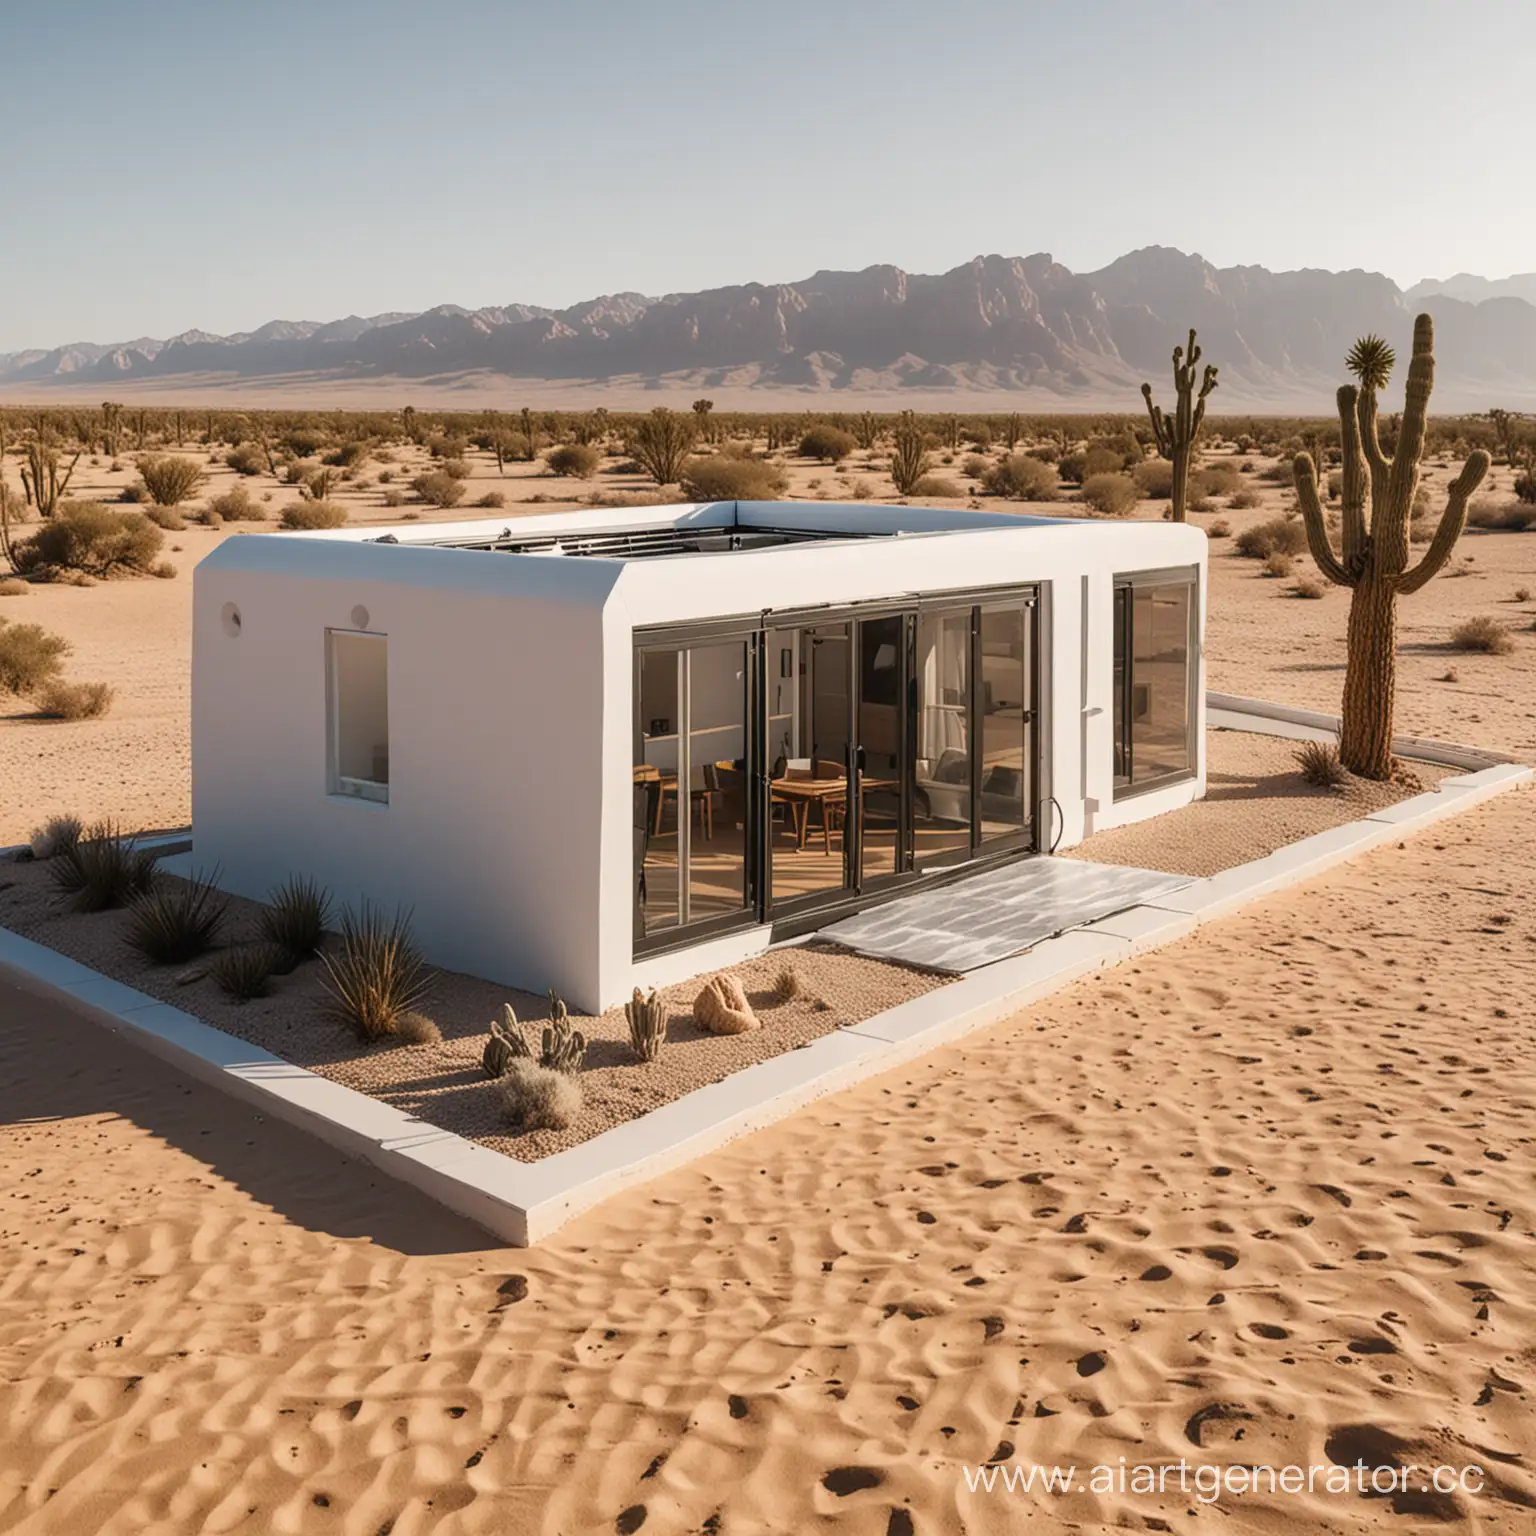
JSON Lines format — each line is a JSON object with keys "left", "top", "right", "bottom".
{"left": 913, "top": 608, "right": 973, "bottom": 868}
{"left": 769, "top": 622, "right": 853, "bottom": 910}
{"left": 634, "top": 638, "right": 752, "bottom": 943}
{"left": 977, "top": 604, "right": 1033, "bottom": 849}
{"left": 635, "top": 648, "right": 681, "bottom": 937}
{"left": 857, "top": 613, "right": 905, "bottom": 888}
{"left": 687, "top": 640, "right": 750, "bottom": 923}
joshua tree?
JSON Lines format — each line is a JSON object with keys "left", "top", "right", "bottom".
{"left": 1293, "top": 315, "right": 1489, "bottom": 779}
{"left": 853, "top": 411, "right": 880, "bottom": 451}
{"left": 20, "top": 442, "right": 80, "bottom": 516}
{"left": 889, "top": 411, "right": 929, "bottom": 495}
{"left": 1141, "top": 328, "right": 1218, "bottom": 522}
{"left": 630, "top": 408, "right": 696, "bottom": 486}
{"left": 520, "top": 407, "right": 537, "bottom": 460}
{"left": 692, "top": 398, "right": 715, "bottom": 444}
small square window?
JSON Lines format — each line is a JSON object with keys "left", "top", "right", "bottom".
{"left": 328, "top": 630, "right": 389, "bottom": 803}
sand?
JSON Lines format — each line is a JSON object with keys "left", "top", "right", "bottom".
{"left": 4, "top": 436, "right": 1536, "bottom": 1531}
{"left": 3, "top": 790, "right": 1533, "bottom": 1531}
{"left": 1068, "top": 728, "right": 1453, "bottom": 877}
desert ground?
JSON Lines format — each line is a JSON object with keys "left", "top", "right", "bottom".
{"left": 2, "top": 423, "right": 1534, "bottom": 1532}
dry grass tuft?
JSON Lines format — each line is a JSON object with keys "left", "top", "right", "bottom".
{"left": 32, "top": 679, "right": 114, "bottom": 720}
{"left": 501, "top": 1058, "right": 583, "bottom": 1132}
{"left": 1449, "top": 615, "right": 1514, "bottom": 654}
{"left": 1295, "top": 740, "right": 1348, "bottom": 789}
{"left": 320, "top": 904, "right": 432, "bottom": 1042}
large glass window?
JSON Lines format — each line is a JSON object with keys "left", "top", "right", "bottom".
{"left": 328, "top": 630, "right": 389, "bottom": 803}
{"left": 634, "top": 641, "right": 750, "bottom": 940}
{"left": 1113, "top": 572, "right": 1197, "bottom": 795}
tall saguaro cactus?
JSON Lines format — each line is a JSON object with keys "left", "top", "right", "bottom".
{"left": 1293, "top": 314, "right": 1489, "bottom": 780}
{"left": 1141, "top": 329, "right": 1218, "bottom": 521}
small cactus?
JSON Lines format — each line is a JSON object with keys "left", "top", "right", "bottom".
{"left": 624, "top": 987, "right": 666, "bottom": 1062}
{"left": 540, "top": 991, "right": 586, "bottom": 1074}
{"left": 482, "top": 1003, "right": 533, "bottom": 1079}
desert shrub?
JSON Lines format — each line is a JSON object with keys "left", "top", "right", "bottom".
{"left": 323, "top": 440, "right": 369, "bottom": 468}
{"left": 152, "top": 560, "right": 177, "bottom": 580}
{"left": 211, "top": 943, "right": 282, "bottom": 1000}
{"left": 0, "top": 617, "right": 69, "bottom": 693}
{"left": 966, "top": 422, "right": 994, "bottom": 449}
{"left": 142, "top": 505, "right": 186, "bottom": 531}
{"left": 225, "top": 442, "right": 267, "bottom": 476}
{"left": 1295, "top": 740, "right": 1347, "bottom": 788}
{"left": 1228, "top": 488, "right": 1261, "bottom": 509}
{"left": 0, "top": 578, "right": 28, "bottom": 597}
{"left": 1235, "top": 515, "right": 1307, "bottom": 559}
{"left": 29, "top": 814, "right": 82, "bottom": 860}
{"left": 849, "top": 478, "right": 874, "bottom": 501}
{"left": 320, "top": 904, "right": 432, "bottom": 1042}
{"left": 982, "top": 454, "right": 1058, "bottom": 501}
{"left": 1187, "top": 495, "right": 1216, "bottom": 514}
{"left": 1262, "top": 551, "right": 1295, "bottom": 578}
{"left": 118, "top": 483, "right": 150, "bottom": 503}
{"left": 772, "top": 967, "right": 801, "bottom": 1003}
{"left": 281, "top": 427, "right": 327, "bottom": 458}
{"left": 1515, "top": 469, "right": 1536, "bottom": 504}
{"left": 1293, "top": 576, "right": 1327, "bottom": 599}
{"left": 123, "top": 871, "right": 229, "bottom": 964}
{"left": 1516, "top": 587, "right": 1532, "bottom": 602}
{"left": 1468, "top": 498, "right": 1536, "bottom": 531}
{"left": 51, "top": 821, "right": 156, "bottom": 912}
{"left": 33, "top": 679, "right": 114, "bottom": 719}
{"left": 411, "top": 470, "right": 465, "bottom": 508}
{"left": 961, "top": 453, "right": 991, "bottom": 480}
{"left": 382, "top": 489, "right": 406, "bottom": 508}
{"left": 799, "top": 425, "right": 855, "bottom": 462}
{"left": 137, "top": 455, "right": 204, "bottom": 506}
{"left": 1326, "top": 471, "right": 1344, "bottom": 500}
{"left": 205, "top": 485, "right": 264, "bottom": 522}
{"left": 302, "top": 467, "right": 340, "bottom": 502}
{"left": 1206, "top": 519, "right": 1232, "bottom": 538}
{"left": 1132, "top": 459, "right": 1174, "bottom": 499}
{"left": 426, "top": 433, "right": 468, "bottom": 461}
{"left": 476, "top": 490, "right": 506, "bottom": 508}
{"left": 258, "top": 875, "right": 331, "bottom": 960}
{"left": 501, "top": 1058, "right": 583, "bottom": 1132}
{"left": 678, "top": 455, "right": 787, "bottom": 501}
{"left": 280, "top": 500, "right": 348, "bottom": 530}
{"left": 13, "top": 503, "right": 165, "bottom": 579}
{"left": 546, "top": 443, "right": 601, "bottom": 479}
{"left": 377, "top": 469, "right": 394, "bottom": 484}
{"left": 440, "top": 457, "right": 472, "bottom": 481}
{"left": 1259, "top": 460, "right": 1297, "bottom": 484}
{"left": 1079, "top": 473, "right": 1139, "bottom": 516}
{"left": 1084, "top": 445, "right": 1128, "bottom": 481}
{"left": 1057, "top": 451, "right": 1086, "bottom": 484}
{"left": 910, "top": 473, "right": 961, "bottom": 498}
{"left": 397, "top": 1011, "right": 441, "bottom": 1044}
{"left": 1449, "top": 615, "right": 1514, "bottom": 654}
{"left": 1195, "top": 462, "right": 1242, "bottom": 498}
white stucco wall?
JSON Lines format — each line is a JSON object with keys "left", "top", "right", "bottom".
{"left": 192, "top": 505, "right": 1205, "bottom": 1011}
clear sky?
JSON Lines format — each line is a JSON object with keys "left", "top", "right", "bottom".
{"left": 3, "top": 0, "right": 1530, "bottom": 351}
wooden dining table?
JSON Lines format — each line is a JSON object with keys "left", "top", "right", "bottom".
{"left": 771, "top": 775, "right": 897, "bottom": 854}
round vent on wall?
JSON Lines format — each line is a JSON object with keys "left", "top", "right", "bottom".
{"left": 221, "top": 602, "right": 242, "bottom": 637}
{"left": 350, "top": 604, "right": 370, "bottom": 631}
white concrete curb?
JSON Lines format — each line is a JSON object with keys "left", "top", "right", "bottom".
{"left": 3, "top": 762, "right": 1528, "bottom": 1246}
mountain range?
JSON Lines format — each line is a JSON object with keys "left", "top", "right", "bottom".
{"left": 3, "top": 248, "right": 1534, "bottom": 410}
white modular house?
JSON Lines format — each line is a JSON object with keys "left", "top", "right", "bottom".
{"left": 192, "top": 501, "right": 1207, "bottom": 1011}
